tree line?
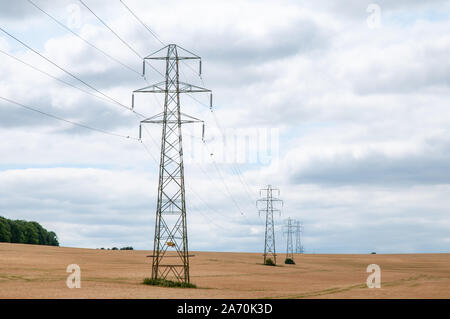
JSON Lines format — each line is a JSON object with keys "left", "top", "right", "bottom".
{"left": 0, "top": 216, "right": 59, "bottom": 246}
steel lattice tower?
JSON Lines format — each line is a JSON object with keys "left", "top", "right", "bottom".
{"left": 295, "top": 220, "right": 304, "bottom": 254}
{"left": 284, "top": 217, "right": 295, "bottom": 261}
{"left": 257, "top": 185, "right": 283, "bottom": 265}
{"left": 132, "top": 44, "right": 211, "bottom": 283}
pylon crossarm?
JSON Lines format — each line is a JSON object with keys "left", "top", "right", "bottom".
{"left": 140, "top": 112, "right": 203, "bottom": 125}
{"left": 178, "top": 82, "right": 211, "bottom": 93}
{"left": 133, "top": 81, "right": 210, "bottom": 94}
{"left": 144, "top": 45, "right": 170, "bottom": 58}
{"left": 175, "top": 45, "right": 201, "bottom": 59}
{"left": 133, "top": 81, "right": 166, "bottom": 93}
{"left": 257, "top": 197, "right": 283, "bottom": 202}
{"left": 145, "top": 44, "right": 200, "bottom": 60}
{"left": 146, "top": 56, "right": 199, "bottom": 61}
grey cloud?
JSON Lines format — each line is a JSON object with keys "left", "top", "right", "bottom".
{"left": 0, "top": 1, "right": 37, "bottom": 20}
{"left": 303, "top": 0, "right": 450, "bottom": 21}
{"left": 302, "top": 219, "right": 450, "bottom": 253}
{"left": 0, "top": 90, "right": 137, "bottom": 133}
{"left": 352, "top": 45, "right": 450, "bottom": 95}
{"left": 1, "top": 0, "right": 450, "bottom": 254}
{"left": 0, "top": 95, "right": 57, "bottom": 128}
{"left": 198, "top": 18, "right": 329, "bottom": 67}
{"left": 72, "top": 65, "right": 143, "bottom": 90}
{"left": 0, "top": 0, "right": 67, "bottom": 20}
{"left": 291, "top": 138, "right": 450, "bottom": 186}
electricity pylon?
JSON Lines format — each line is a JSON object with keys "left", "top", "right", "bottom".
{"left": 257, "top": 185, "right": 283, "bottom": 265}
{"left": 132, "top": 44, "right": 211, "bottom": 283}
{"left": 295, "top": 220, "right": 304, "bottom": 254}
{"left": 284, "top": 217, "right": 295, "bottom": 262}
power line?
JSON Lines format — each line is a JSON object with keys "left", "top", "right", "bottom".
{"left": 0, "top": 48, "right": 118, "bottom": 107}
{"left": 79, "top": 0, "right": 142, "bottom": 59}
{"left": 140, "top": 126, "right": 242, "bottom": 230}
{"left": 202, "top": 122, "right": 255, "bottom": 210}
{"left": 80, "top": 4, "right": 253, "bottom": 231}
{"left": 202, "top": 140, "right": 250, "bottom": 221}
{"left": 0, "top": 96, "right": 137, "bottom": 140}
{"left": 2, "top": 10, "right": 235, "bottom": 238}
{"left": 26, "top": 0, "right": 142, "bottom": 76}
{"left": 182, "top": 91, "right": 257, "bottom": 213}
{"left": 78, "top": 0, "right": 163, "bottom": 77}
{"left": 117, "top": 1, "right": 202, "bottom": 83}
{"left": 119, "top": 0, "right": 164, "bottom": 46}
{"left": 182, "top": 92, "right": 257, "bottom": 203}
{"left": 0, "top": 26, "right": 141, "bottom": 116}
{"left": 137, "top": 110, "right": 235, "bottom": 225}
{"left": 175, "top": 57, "right": 256, "bottom": 203}
{"left": 210, "top": 110, "right": 256, "bottom": 198}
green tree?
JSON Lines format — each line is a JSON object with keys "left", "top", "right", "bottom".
{"left": 30, "top": 221, "right": 48, "bottom": 245}
{"left": 23, "top": 222, "right": 39, "bottom": 245}
{"left": 1, "top": 217, "right": 59, "bottom": 246}
{"left": 0, "top": 217, "right": 12, "bottom": 242}
{"left": 9, "top": 220, "right": 26, "bottom": 243}
{"left": 46, "top": 231, "right": 59, "bottom": 246}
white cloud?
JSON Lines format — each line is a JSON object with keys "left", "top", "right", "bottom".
{"left": 0, "top": 0, "right": 449, "bottom": 253}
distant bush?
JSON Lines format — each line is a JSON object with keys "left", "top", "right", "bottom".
{"left": 120, "top": 246, "right": 134, "bottom": 250}
{"left": 143, "top": 278, "right": 196, "bottom": 288}
{"left": 265, "top": 258, "right": 276, "bottom": 266}
{"left": 0, "top": 216, "right": 59, "bottom": 246}
{"left": 285, "top": 258, "right": 295, "bottom": 265}
{"left": 371, "top": 252, "right": 376, "bottom": 254}
{"left": 111, "top": 247, "right": 119, "bottom": 250}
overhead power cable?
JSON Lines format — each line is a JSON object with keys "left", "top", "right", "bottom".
{"left": 78, "top": 0, "right": 163, "bottom": 77}
{"left": 119, "top": 0, "right": 164, "bottom": 46}
{"left": 101, "top": 3, "right": 254, "bottom": 224}
{"left": 0, "top": 26, "right": 146, "bottom": 118}
{"left": 193, "top": 103, "right": 256, "bottom": 203}
{"left": 0, "top": 48, "right": 117, "bottom": 106}
{"left": 26, "top": 0, "right": 142, "bottom": 76}
{"left": 79, "top": 0, "right": 142, "bottom": 58}
{"left": 0, "top": 27, "right": 137, "bottom": 113}
{"left": 139, "top": 135, "right": 228, "bottom": 231}
{"left": 117, "top": 0, "right": 201, "bottom": 83}
{"left": 0, "top": 96, "right": 137, "bottom": 140}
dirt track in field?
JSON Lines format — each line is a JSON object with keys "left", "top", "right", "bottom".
{"left": 0, "top": 243, "right": 449, "bottom": 298}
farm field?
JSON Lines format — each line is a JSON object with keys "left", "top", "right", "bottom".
{"left": 0, "top": 243, "right": 449, "bottom": 299}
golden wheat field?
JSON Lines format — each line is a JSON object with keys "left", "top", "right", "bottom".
{"left": 0, "top": 243, "right": 449, "bottom": 299}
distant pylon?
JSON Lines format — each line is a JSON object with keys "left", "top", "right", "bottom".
{"left": 257, "top": 185, "right": 283, "bottom": 265}
{"left": 284, "top": 217, "right": 295, "bottom": 262}
{"left": 295, "top": 220, "right": 304, "bottom": 254}
{"left": 132, "top": 44, "right": 211, "bottom": 283}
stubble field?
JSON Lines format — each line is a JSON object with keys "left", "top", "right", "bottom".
{"left": 0, "top": 243, "right": 449, "bottom": 299}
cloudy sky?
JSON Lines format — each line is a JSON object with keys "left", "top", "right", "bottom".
{"left": 0, "top": 0, "right": 449, "bottom": 253}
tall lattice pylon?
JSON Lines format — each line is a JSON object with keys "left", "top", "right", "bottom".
{"left": 284, "top": 217, "right": 295, "bottom": 262}
{"left": 132, "top": 44, "right": 211, "bottom": 283}
{"left": 257, "top": 185, "right": 283, "bottom": 265}
{"left": 295, "top": 220, "right": 304, "bottom": 254}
